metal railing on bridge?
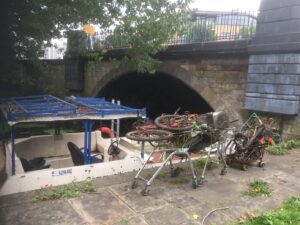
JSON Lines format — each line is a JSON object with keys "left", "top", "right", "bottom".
{"left": 83, "top": 10, "right": 258, "bottom": 50}
{"left": 167, "top": 11, "right": 257, "bottom": 45}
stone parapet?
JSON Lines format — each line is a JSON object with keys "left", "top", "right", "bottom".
{"left": 245, "top": 53, "right": 300, "bottom": 115}
{"left": 249, "top": 0, "right": 300, "bottom": 53}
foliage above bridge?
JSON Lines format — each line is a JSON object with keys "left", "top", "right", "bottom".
{"left": 2, "top": 0, "right": 191, "bottom": 73}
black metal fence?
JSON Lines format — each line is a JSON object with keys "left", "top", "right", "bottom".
{"left": 167, "top": 11, "right": 257, "bottom": 45}
{"left": 86, "top": 11, "right": 257, "bottom": 50}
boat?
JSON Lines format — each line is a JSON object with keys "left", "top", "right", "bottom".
{"left": 0, "top": 94, "right": 151, "bottom": 196}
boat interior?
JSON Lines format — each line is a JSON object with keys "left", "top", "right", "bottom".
{"left": 5, "top": 130, "right": 142, "bottom": 175}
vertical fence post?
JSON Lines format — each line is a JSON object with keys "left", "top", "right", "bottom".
{"left": 84, "top": 121, "right": 88, "bottom": 164}
{"left": 11, "top": 126, "right": 15, "bottom": 175}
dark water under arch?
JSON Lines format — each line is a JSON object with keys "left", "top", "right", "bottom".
{"left": 97, "top": 72, "right": 213, "bottom": 134}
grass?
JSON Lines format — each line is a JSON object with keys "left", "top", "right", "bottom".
{"left": 169, "top": 176, "right": 190, "bottom": 184}
{"left": 122, "top": 216, "right": 130, "bottom": 224}
{"left": 32, "top": 179, "right": 96, "bottom": 201}
{"left": 244, "top": 179, "right": 271, "bottom": 197}
{"left": 193, "top": 156, "right": 218, "bottom": 170}
{"left": 233, "top": 196, "right": 300, "bottom": 225}
{"left": 267, "top": 139, "right": 300, "bottom": 155}
{"left": 156, "top": 171, "right": 167, "bottom": 180}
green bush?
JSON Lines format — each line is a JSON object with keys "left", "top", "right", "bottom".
{"left": 186, "top": 22, "right": 215, "bottom": 43}
{"left": 244, "top": 180, "right": 271, "bottom": 197}
{"left": 267, "top": 140, "right": 300, "bottom": 155}
{"left": 232, "top": 197, "right": 300, "bottom": 225}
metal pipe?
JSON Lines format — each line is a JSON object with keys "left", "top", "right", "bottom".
{"left": 111, "top": 99, "right": 115, "bottom": 135}
{"left": 84, "top": 121, "right": 88, "bottom": 164}
{"left": 141, "top": 141, "right": 145, "bottom": 159}
{"left": 117, "top": 100, "right": 120, "bottom": 140}
{"left": 11, "top": 126, "right": 15, "bottom": 175}
{"left": 88, "top": 121, "right": 92, "bottom": 163}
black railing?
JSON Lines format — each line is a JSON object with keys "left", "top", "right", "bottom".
{"left": 167, "top": 11, "right": 257, "bottom": 45}
{"left": 85, "top": 11, "right": 258, "bottom": 50}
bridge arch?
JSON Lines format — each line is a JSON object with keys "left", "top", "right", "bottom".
{"left": 90, "top": 62, "right": 223, "bottom": 116}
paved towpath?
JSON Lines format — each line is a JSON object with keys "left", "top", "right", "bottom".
{"left": 1, "top": 149, "right": 300, "bottom": 225}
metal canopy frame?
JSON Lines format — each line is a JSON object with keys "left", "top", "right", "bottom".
{"left": 65, "top": 97, "right": 146, "bottom": 116}
{"left": 0, "top": 95, "right": 147, "bottom": 175}
{"left": 4, "top": 94, "right": 77, "bottom": 121}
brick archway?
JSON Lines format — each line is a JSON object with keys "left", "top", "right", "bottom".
{"left": 90, "top": 62, "right": 222, "bottom": 111}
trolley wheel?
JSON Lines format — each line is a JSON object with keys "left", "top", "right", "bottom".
{"left": 226, "top": 158, "right": 233, "bottom": 165}
{"left": 154, "top": 114, "right": 194, "bottom": 131}
{"left": 171, "top": 167, "right": 182, "bottom": 177}
{"left": 141, "top": 187, "right": 150, "bottom": 196}
{"left": 241, "top": 164, "right": 248, "bottom": 171}
{"left": 220, "top": 167, "right": 227, "bottom": 176}
{"left": 197, "top": 177, "right": 206, "bottom": 186}
{"left": 192, "top": 179, "right": 198, "bottom": 189}
{"left": 258, "top": 161, "right": 265, "bottom": 168}
{"left": 131, "top": 179, "right": 138, "bottom": 189}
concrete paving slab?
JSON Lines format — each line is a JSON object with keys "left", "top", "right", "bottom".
{"left": 1, "top": 199, "right": 86, "bottom": 225}
{"left": 0, "top": 150, "right": 300, "bottom": 225}
{"left": 160, "top": 186, "right": 202, "bottom": 208}
{"left": 68, "top": 191, "right": 134, "bottom": 225}
{"left": 109, "top": 183, "right": 168, "bottom": 213}
{"left": 143, "top": 205, "right": 189, "bottom": 225}
{"left": 0, "top": 189, "right": 36, "bottom": 208}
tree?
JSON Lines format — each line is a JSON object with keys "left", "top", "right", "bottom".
{"left": 1, "top": 0, "right": 191, "bottom": 72}
{"left": 238, "top": 25, "right": 256, "bottom": 39}
{"left": 186, "top": 22, "right": 215, "bottom": 43}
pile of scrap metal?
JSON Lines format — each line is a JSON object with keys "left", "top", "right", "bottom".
{"left": 127, "top": 111, "right": 281, "bottom": 172}
{"left": 125, "top": 111, "right": 281, "bottom": 195}
{"left": 223, "top": 113, "right": 281, "bottom": 170}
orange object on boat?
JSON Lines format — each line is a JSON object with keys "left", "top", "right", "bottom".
{"left": 97, "top": 127, "right": 115, "bottom": 138}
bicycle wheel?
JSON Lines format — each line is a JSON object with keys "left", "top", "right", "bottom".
{"left": 154, "top": 114, "right": 194, "bottom": 131}
{"left": 125, "top": 129, "right": 173, "bottom": 141}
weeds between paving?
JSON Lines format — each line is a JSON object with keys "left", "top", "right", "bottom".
{"left": 244, "top": 179, "right": 271, "bottom": 197}
{"left": 32, "top": 179, "right": 96, "bottom": 201}
{"left": 231, "top": 196, "right": 300, "bottom": 225}
{"left": 267, "top": 139, "right": 300, "bottom": 155}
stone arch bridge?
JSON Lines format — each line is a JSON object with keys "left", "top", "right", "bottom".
{"left": 17, "top": 0, "right": 300, "bottom": 138}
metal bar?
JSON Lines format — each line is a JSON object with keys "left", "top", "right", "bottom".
{"left": 111, "top": 99, "right": 115, "bottom": 135}
{"left": 141, "top": 141, "right": 145, "bottom": 159}
{"left": 84, "top": 121, "right": 88, "bottom": 164}
{"left": 12, "top": 108, "right": 76, "bottom": 116}
{"left": 9, "top": 95, "right": 77, "bottom": 119}
{"left": 88, "top": 121, "right": 92, "bottom": 164}
{"left": 68, "top": 100, "right": 99, "bottom": 113}
{"left": 116, "top": 100, "right": 120, "bottom": 139}
{"left": 11, "top": 126, "right": 16, "bottom": 175}
{"left": 70, "top": 97, "right": 105, "bottom": 101}
{"left": 99, "top": 109, "right": 146, "bottom": 115}
{"left": 18, "top": 102, "right": 68, "bottom": 109}
{"left": 68, "top": 97, "right": 138, "bottom": 111}
{"left": 48, "top": 95, "right": 78, "bottom": 109}
{"left": 11, "top": 99, "right": 29, "bottom": 113}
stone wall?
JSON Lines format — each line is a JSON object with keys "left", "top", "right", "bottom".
{"left": 245, "top": 54, "right": 300, "bottom": 115}
{"left": 0, "top": 60, "right": 70, "bottom": 98}
{"left": 5, "top": 51, "right": 300, "bottom": 139}
{"left": 245, "top": 0, "right": 300, "bottom": 138}
{"left": 179, "top": 57, "right": 249, "bottom": 120}
{"left": 84, "top": 56, "right": 249, "bottom": 123}
{"left": 40, "top": 60, "right": 70, "bottom": 97}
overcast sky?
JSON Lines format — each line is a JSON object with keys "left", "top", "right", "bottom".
{"left": 191, "top": 0, "right": 261, "bottom": 11}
